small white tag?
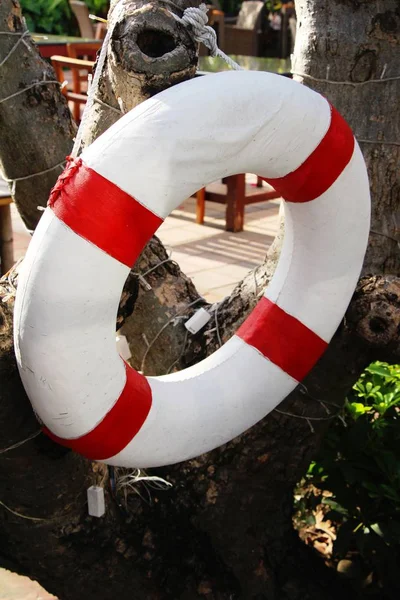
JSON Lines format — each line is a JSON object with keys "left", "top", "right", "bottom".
{"left": 87, "top": 486, "right": 105, "bottom": 517}
{"left": 116, "top": 334, "right": 132, "bottom": 360}
{"left": 184, "top": 308, "right": 211, "bottom": 334}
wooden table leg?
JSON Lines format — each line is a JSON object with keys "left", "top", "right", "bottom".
{"left": 226, "top": 174, "right": 245, "bottom": 232}
{"left": 0, "top": 202, "right": 14, "bottom": 275}
{"left": 196, "top": 188, "right": 206, "bottom": 224}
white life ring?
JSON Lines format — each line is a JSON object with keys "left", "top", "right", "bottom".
{"left": 14, "top": 71, "right": 370, "bottom": 468}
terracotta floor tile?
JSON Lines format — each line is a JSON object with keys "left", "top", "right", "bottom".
{"left": 0, "top": 568, "right": 58, "bottom": 600}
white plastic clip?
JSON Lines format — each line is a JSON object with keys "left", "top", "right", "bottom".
{"left": 87, "top": 486, "right": 105, "bottom": 517}
{"left": 116, "top": 334, "right": 132, "bottom": 360}
{"left": 184, "top": 307, "right": 211, "bottom": 334}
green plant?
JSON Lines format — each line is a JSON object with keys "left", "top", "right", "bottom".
{"left": 299, "top": 362, "right": 400, "bottom": 596}
{"left": 84, "top": 0, "right": 109, "bottom": 19}
{"left": 20, "top": 0, "right": 75, "bottom": 35}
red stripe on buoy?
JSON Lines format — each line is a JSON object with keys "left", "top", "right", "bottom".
{"left": 236, "top": 297, "right": 327, "bottom": 381}
{"left": 43, "top": 363, "right": 152, "bottom": 460}
{"left": 49, "top": 159, "right": 163, "bottom": 267}
{"left": 264, "top": 105, "right": 355, "bottom": 203}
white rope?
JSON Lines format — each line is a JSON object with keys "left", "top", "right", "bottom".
{"left": 171, "top": 3, "right": 243, "bottom": 71}
{"left": 71, "top": 2, "right": 125, "bottom": 157}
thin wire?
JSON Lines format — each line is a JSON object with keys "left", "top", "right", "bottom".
{"left": 0, "top": 431, "right": 41, "bottom": 455}
{"left": 214, "top": 302, "right": 223, "bottom": 347}
{"left": 358, "top": 139, "right": 400, "bottom": 147}
{"left": 93, "top": 96, "right": 122, "bottom": 114}
{"left": 292, "top": 71, "right": 400, "bottom": 86}
{"left": 370, "top": 229, "right": 400, "bottom": 244}
{"left": 142, "top": 257, "right": 174, "bottom": 277}
{"left": 89, "top": 14, "right": 108, "bottom": 24}
{"left": 140, "top": 297, "right": 203, "bottom": 373}
{"left": 160, "top": 0, "right": 186, "bottom": 12}
{"left": 1, "top": 161, "right": 65, "bottom": 184}
{"left": 167, "top": 329, "right": 189, "bottom": 373}
{"left": 0, "top": 499, "right": 47, "bottom": 522}
{"left": 273, "top": 408, "right": 336, "bottom": 422}
{"left": 298, "top": 383, "right": 341, "bottom": 410}
{"left": 0, "top": 80, "right": 61, "bottom": 105}
{"left": 0, "top": 30, "right": 30, "bottom": 68}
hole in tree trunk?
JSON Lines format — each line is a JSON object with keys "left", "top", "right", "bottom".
{"left": 136, "top": 29, "right": 177, "bottom": 58}
{"left": 369, "top": 316, "right": 387, "bottom": 333}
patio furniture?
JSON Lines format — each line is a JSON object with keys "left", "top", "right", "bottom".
{"left": 224, "top": 1, "right": 266, "bottom": 57}
{"left": 210, "top": 8, "right": 225, "bottom": 50}
{"left": 280, "top": 2, "right": 297, "bottom": 58}
{"left": 69, "top": 1, "right": 107, "bottom": 40}
{"left": 196, "top": 175, "right": 280, "bottom": 232}
{"left": 51, "top": 55, "right": 94, "bottom": 122}
{"left": 0, "top": 177, "right": 14, "bottom": 275}
{"left": 33, "top": 34, "right": 99, "bottom": 58}
{"left": 67, "top": 41, "right": 101, "bottom": 60}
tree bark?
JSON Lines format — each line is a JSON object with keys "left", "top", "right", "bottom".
{"left": 293, "top": 0, "right": 400, "bottom": 277}
{"left": 78, "top": 0, "right": 200, "bottom": 149}
{"left": 0, "top": 0, "right": 399, "bottom": 599}
{"left": 0, "top": 0, "right": 76, "bottom": 231}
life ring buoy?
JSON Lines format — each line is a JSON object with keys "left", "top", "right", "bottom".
{"left": 14, "top": 71, "right": 370, "bottom": 468}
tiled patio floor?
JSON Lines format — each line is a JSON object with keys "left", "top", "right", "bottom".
{"left": 11, "top": 190, "right": 281, "bottom": 303}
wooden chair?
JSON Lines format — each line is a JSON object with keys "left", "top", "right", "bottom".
{"left": 66, "top": 44, "right": 100, "bottom": 121}
{"left": 224, "top": 1, "right": 266, "bottom": 56}
{"left": 51, "top": 55, "right": 94, "bottom": 123}
{"left": 69, "top": 1, "right": 107, "bottom": 40}
{"left": 210, "top": 9, "right": 225, "bottom": 50}
{"left": 67, "top": 41, "right": 102, "bottom": 61}
{"left": 69, "top": 0, "right": 95, "bottom": 38}
{"left": 0, "top": 177, "right": 14, "bottom": 275}
{"left": 196, "top": 175, "right": 280, "bottom": 233}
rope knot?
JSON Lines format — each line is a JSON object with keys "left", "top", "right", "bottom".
{"left": 48, "top": 156, "right": 82, "bottom": 207}
{"left": 181, "top": 4, "right": 209, "bottom": 28}
{"left": 175, "top": 3, "right": 218, "bottom": 57}
{"left": 171, "top": 3, "right": 242, "bottom": 69}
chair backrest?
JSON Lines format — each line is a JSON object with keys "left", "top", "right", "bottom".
{"left": 51, "top": 55, "right": 94, "bottom": 122}
{"left": 67, "top": 42, "right": 102, "bottom": 61}
{"left": 69, "top": 0, "right": 95, "bottom": 38}
{"left": 236, "top": 1, "right": 265, "bottom": 30}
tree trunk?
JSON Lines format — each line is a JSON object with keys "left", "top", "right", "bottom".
{"left": 293, "top": 0, "right": 400, "bottom": 277}
{"left": 0, "top": 0, "right": 399, "bottom": 599}
{"left": 0, "top": 0, "right": 76, "bottom": 231}
{"left": 78, "top": 0, "right": 200, "bottom": 149}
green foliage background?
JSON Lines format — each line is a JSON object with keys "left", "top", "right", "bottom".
{"left": 20, "top": 0, "right": 109, "bottom": 35}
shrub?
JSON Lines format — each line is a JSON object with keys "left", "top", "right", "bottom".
{"left": 298, "top": 362, "right": 400, "bottom": 596}
{"left": 20, "top": 0, "right": 75, "bottom": 35}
